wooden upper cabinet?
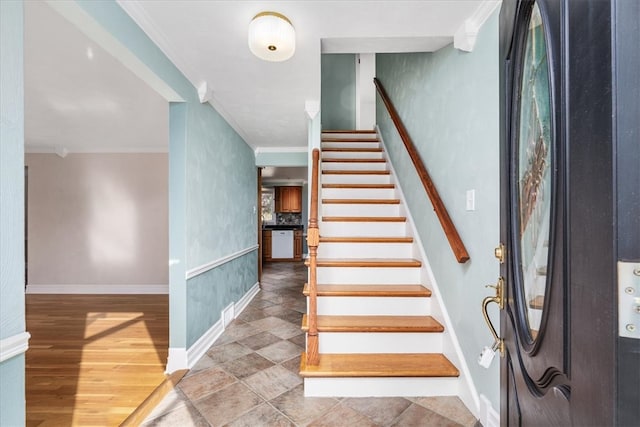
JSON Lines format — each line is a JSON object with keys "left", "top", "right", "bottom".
{"left": 275, "top": 186, "right": 302, "bottom": 213}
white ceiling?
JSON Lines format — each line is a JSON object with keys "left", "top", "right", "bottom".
{"left": 24, "top": 1, "right": 168, "bottom": 154}
{"left": 118, "top": 0, "right": 495, "bottom": 151}
{"left": 24, "top": 1, "right": 496, "bottom": 154}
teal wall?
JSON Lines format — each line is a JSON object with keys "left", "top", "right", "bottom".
{"left": 321, "top": 54, "right": 356, "bottom": 130}
{"left": 376, "top": 12, "right": 500, "bottom": 407}
{"left": 76, "top": 1, "right": 257, "bottom": 353}
{"left": 0, "top": 1, "right": 26, "bottom": 425}
{"left": 187, "top": 251, "right": 257, "bottom": 346}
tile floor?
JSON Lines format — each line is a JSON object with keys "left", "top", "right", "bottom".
{"left": 143, "top": 262, "right": 478, "bottom": 427}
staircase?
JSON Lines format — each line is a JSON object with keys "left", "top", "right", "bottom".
{"left": 299, "top": 129, "right": 461, "bottom": 397}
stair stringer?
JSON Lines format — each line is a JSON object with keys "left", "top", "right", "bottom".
{"left": 377, "top": 126, "right": 481, "bottom": 418}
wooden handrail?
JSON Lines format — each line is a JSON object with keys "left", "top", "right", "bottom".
{"left": 374, "top": 78, "right": 470, "bottom": 263}
{"left": 306, "top": 148, "right": 321, "bottom": 365}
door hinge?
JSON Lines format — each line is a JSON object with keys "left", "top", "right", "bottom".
{"left": 619, "top": 261, "right": 640, "bottom": 339}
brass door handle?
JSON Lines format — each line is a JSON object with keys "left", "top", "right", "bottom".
{"left": 482, "top": 277, "right": 505, "bottom": 356}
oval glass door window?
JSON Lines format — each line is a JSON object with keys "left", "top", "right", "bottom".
{"left": 517, "top": 2, "right": 552, "bottom": 340}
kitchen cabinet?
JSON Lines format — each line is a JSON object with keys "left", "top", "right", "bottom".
{"left": 275, "top": 186, "right": 302, "bottom": 213}
{"left": 262, "top": 230, "right": 272, "bottom": 261}
{"left": 294, "top": 229, "right": 303, "bottom": 261}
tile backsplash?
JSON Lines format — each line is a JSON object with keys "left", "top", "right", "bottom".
{"left": 276, "top": 213, "right": 302, "bottom": 225}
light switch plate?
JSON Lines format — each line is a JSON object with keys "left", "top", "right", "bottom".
{"left": 466, "top": 189, "right": 476, "bottom": 211}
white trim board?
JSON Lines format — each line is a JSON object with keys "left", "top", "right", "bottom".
{"left": 25, "top": 284, "right": 168, "bottom": 294}
{"left": 186, "top": 245, "right": 259, "bottom": 280}
{"left": 165, "top": 282, "right": 260, "bottom": 373}
{"left": 0, "top": 332, "right": 31, "bottom": 363}
{"left": 254, "top": 146, "right": 308, "bottom": 154}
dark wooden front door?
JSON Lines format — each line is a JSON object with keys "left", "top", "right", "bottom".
{"left": 498, "top": 0, "right": 639, "bottom": 425}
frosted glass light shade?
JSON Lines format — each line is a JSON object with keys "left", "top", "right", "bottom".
{"left": 248, "top": 12, "right": 295, "bottom": 62}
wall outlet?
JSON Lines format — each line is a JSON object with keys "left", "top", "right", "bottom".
{"left": 466, "top": 189, "right": 476, "bottom": 211}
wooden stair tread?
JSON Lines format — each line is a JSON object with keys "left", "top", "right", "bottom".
{"left": 301, "top": 315, "right": 443, "bottom": 332}
{"left": 322, "top": 216, "right": 406, "bottom": 222}
{"left": 319, "top": 236, "right": 413, "bottom": 243}
{"left": 299, "top": 353, "right": 459, "bottom": 378}
{"left": 313, "top": 258, "right": 422, "bottom": 267}
{"left": 323, "top": 147, "right": 383, "bottom": 153}
{"left": 303, "top": 284, "right": 431, "bottom": 297}
{"left": 322, "top": 184, "right": 395, "bottom": 189}
{"left": 322, "top": 138, "right": 380, "bottom": 142}
{"left": 322, "top": 130, "right": 377, "bottom": 134}
{"left": 323, "top": 170, "right": 390, "bottom": 175}
{"left": 322, "top": 158, "right": 386, "bottom": 163}
{"left": 322, "top": 198, "right": 400, "bottom": 205}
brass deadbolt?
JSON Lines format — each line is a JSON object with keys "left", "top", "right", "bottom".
{"left": 494, "top": 243, "right": 505, "bottom": 264}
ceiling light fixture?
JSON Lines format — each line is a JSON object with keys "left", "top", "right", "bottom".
{"left": 248, "top": 11, "right": 295, "bottom": 62}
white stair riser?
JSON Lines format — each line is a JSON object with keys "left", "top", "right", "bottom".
{"left": 320, "top": 222, "right": 406, "bottom": 237}
{"left": 315, "top": 332, "right": 441, "bottom": 353}
{"left": 303, "top": 377, "right": 459, "bottom": 397}
{"left": 321, "top": 151, "right": 384, "bottom": 159}
{"left": 313, "top": 296, "right": 430, "bottom": 315}
{"left": 322, "top": 142, "right": 380, "bottom": 149}
{"left": 323, "top": 204, "right": 400, "bottom": 217}
{"left": 317, "top": 266, "right": 421, "bottom": 284}
{"left": 321, "top": 188, "right": 396, "bottom": 199}
{"left": 322, "top": 162, "right": 388, "bottom": 171}
{"left": 318, "top": 242, "right": 413, "bottom": 259}
{"left": 322, "top": 174, "right": 392, "bottom": 184}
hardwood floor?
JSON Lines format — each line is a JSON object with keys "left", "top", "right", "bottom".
{"left": 26, "top": 294, "right": 169, "bottom": 426}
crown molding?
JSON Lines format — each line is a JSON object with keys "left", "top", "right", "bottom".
{"left": 454, "top": 0, "right": 501, "bottom": 52}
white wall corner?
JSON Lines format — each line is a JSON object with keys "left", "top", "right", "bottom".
{"left": 480, "top": 394, "right": 500, "bottom": 427}
{"left": 305, "top": 100, "right": 320, "bottom": 120}
{"left": 0, "top": 332, "right": 31, "bottom": 363}
{"left": 197, "top": 81, "right": 213, "bottom": 103}
{"left": 454, "top": 0, "right": 501, "bottom": 52}
{"left": 165, "top": 347, "right": 188, "bottom": 373}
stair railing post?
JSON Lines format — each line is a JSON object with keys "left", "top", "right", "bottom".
{"left": 306, "top": 148, "right": 321, "bottom": 365}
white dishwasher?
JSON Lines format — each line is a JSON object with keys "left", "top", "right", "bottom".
{"left": 271, "top": 229, "right": 294, "bottom": 259}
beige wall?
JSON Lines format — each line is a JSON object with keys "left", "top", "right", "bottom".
{"left": 25, "top": 153, "right": 168, "bottom": 288}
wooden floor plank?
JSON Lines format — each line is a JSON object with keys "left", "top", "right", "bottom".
{"left": 303, "top": 283, "right": 431, "bottom": 297}
{"left": 301, "top": 314, "right": 443, "bottom": 332}
{"left": 299, "top": 353, "right": 459, "bottom": 378}
{"left": 26, "top": 294, "right": 168, "bottom": 426}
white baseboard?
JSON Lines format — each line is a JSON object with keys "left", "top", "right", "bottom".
{"left": 185, "top": 318, "right": 225, "bottom": 370}
{"left": 165, "top": 282, "right": 261, "bottom": 373}
{"left": 234, "top": 282, "right": 260, "bottom": 315}
{"left": 0, "top": 332, "right": 31, "bottom": 363}
{"left": 480, "top": 394, "right": 500, "bottom": 427}
{"left": 26, "top": 284, "right": 169, "bottom": 294}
